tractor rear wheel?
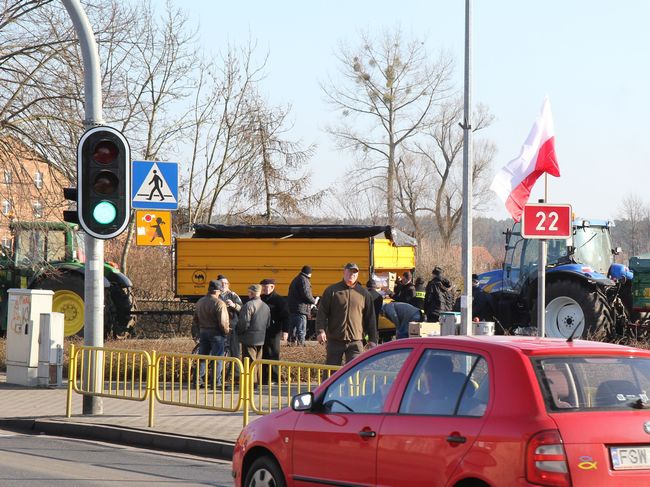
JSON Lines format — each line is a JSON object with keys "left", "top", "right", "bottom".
{"left": 535, "top": 280, "right": 613, "bottom": 339}
{"left": 38, "top": 275, "right": 85, "bottom": 337}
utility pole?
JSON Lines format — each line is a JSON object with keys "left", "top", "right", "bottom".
{"left": 460, "top": 0, "right": 473, "bottom": 335}
{"left": 62, "top": 0, "right": 104, "bottom": 415}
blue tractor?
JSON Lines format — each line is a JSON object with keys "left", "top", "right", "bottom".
{"left": 478, "top": 219, "right": 633, "bottom": 339}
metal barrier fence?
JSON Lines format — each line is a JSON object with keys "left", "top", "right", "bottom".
{"left": 66, "top": 344, "right": 340, "bottom": 428}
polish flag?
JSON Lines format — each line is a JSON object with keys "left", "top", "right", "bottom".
{"left": 490, "top": 97, "right": 560, "bottom": 221}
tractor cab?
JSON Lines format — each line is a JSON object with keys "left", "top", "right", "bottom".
{"left": 500, "top": 219, "right": 619, "bottom": 294}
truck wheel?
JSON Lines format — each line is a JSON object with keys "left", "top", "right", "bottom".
{"left": 540, "top": 280, "right": 613, "bottom": 339}
{"left": 38, "top": 275, "right": 85, "bottom": 337}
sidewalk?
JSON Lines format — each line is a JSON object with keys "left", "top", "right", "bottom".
{"left": 0, "top": 372, "right": 250, "bottom": 460}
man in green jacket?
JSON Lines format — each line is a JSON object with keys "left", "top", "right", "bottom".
{"left": 316, "top": 263, "right": 378, "bottom": 365}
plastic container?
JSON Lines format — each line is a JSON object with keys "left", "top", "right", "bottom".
{"left": 473, "top": 321, "right": 495, "bottom": 336}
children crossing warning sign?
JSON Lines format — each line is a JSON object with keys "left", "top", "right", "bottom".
{"left": 131, "top": 161, "right": 178, "bottom": 210}
{"left": 136, "top": 210, "right": 172, "bottom": 246}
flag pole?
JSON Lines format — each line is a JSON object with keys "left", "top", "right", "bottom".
{"left": 537, "top": 176, "right": 548, "bottom": 337}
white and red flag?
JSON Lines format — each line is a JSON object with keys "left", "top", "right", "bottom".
{"left": 490, "top": 97, "right": 560, "bottom": 221}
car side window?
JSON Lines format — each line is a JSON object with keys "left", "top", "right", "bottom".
{"left": 322, "top": 349, "right": 411, "bottom": 414}
{"left": 399, "top": 349, "right": 488, "bottom": 417}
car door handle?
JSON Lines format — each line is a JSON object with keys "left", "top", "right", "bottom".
{"left": 446, "top": 435, "right": 467, "bottom": 444}
{"left": 358, "top": 430, "right": 377, "bottom": 438}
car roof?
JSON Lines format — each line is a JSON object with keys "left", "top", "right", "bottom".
{"left": 384, "top": 335, "right": 650, "bottom": 357}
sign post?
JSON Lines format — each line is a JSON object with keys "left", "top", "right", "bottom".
{"left": 521, "top": 203, "right": 572, "bottom": 337}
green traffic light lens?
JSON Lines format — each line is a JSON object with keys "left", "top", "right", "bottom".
{"left": 93, "top": 201, "right": 117, "bottom": 225}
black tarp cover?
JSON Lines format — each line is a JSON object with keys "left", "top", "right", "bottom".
{"left": 191, "top": 224, "right": 416, "bottom": 247}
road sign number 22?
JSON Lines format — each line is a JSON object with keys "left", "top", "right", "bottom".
{"left": 535, "top": 211, "right": 559, "bottom": 232}
{"left": 522, "top": 204, "right": 572, "bottom": 239}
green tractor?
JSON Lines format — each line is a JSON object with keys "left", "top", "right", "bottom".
{"left": 0, "top": 221, "right": 136, "bottom": 337}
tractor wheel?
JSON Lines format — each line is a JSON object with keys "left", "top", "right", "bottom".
{"left": 534, "top": 280, "right": 613, "bottom": 339}
{"left": 38, "top": 275, "right": 85, "bottom": 337}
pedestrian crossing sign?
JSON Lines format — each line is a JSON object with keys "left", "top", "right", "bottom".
{"left": 135, "top": 210, "right": 172, "bottom": 246}
{"left": 131, "top": 160, "right": 178, "bottom": 210}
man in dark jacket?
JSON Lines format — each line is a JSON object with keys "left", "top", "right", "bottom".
{"left": 366, "top": 279, "right": 383, "bottom": 332}
{"left": 472, "top": 274, "right": 495, "bottom": 322}
{"left": 192, "top": 279, "right": 230, "bottom": 385}
{"left": 316, "top": 263, "right": 377, "bottom": 365}
{"left": 237, "top": 284, "right": 271, "bottom": 368}
{"left": 410, "top": 277, "right": 426, "bottom": 311}
{"left": 424, "top": 266, "right": 454, "bottom": 322}
{"left": 394, "top": 271, "right": 416, "bottom": 303}
{"left": 287, "top": 265, "right": 317, "bottom": 346}
{"left": 260, "top": 278, "right": 290, "bottom": 382}
{"left": 382, "top": 301, "right": 422, "bottom": 339}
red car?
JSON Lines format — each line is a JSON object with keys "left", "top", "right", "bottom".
{"left": 232, "top": 336, "right": 650, "bottom": 486}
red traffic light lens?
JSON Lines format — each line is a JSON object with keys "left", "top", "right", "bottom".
{"left": 93, "top": 140, "right": 119, "bottom": 164}
{"left": 92, "top": 170, "right": 119, "bottom": 194}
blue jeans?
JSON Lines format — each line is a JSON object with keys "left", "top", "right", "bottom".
{"left": 290, "top": 314, "right": 307, "bottom": 345}
{"left": 198, "top": 330, "right": 226, "bottom": 384}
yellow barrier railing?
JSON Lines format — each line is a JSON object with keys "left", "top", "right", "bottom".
{"left": 66, "top": 344, "right": 151, "bottom": 401}
{"left": 66, "top": 344, "right": 341, "bottom": 428}
{"left": 154, "top": 351, "right": 245, "bottom": 414}
{"left": 248, "top": 359, "right": 340, "bottom": 415}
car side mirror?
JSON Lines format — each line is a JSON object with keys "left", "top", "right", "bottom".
{"left": 292, "top": 392, "right": 314, "bottom": 411}
{"left": 613, "top": 247, "right": 622, "bottom": 256}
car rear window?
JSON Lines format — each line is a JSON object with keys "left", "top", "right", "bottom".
{"left": 532, "top": 356, "right": 650, "bottom": 411}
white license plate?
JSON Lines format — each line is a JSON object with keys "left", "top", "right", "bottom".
{"left": 610, "top": 446, "right": 650, "bottom": 470}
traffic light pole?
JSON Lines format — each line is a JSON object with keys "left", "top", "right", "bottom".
{"left": 62, "top": 0, "right": 104, "bottom": 416}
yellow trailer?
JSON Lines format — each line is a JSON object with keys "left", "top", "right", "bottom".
{"left": 175, "top": 225, "right": 416, "bottom": 340}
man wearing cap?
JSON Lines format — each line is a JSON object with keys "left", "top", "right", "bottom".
{"left": 260, "top": 278, "right": 290, "bottom": 381}
{"left": 192, "top": 280, "right": 230, "bottom": 385}
{"left": 424, "top": 266, "right": 454, "bottom": 322}
{"left": 238, "top": 284, "right": 271, "bottom": 367}
{"left": 316, "top": 263, "right": 378, "bottom": 365}
{"left": 288, "top": 265, "right": 317, "bottom": 346}
{"left": 219, "top": 275, "right": 243, "bottom": 360}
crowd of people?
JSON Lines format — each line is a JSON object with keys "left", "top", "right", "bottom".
{"left": 192, "top": 264, "right": 495, "bottom": 375}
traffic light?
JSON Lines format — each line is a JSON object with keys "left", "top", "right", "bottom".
{"left": 77, "top": 126, "right": 131, "bottom": 239}
{"left": 63, "top": 187, "right": 79, "bottom": 224}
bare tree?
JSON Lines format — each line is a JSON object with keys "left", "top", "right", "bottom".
{"left": 180, "top": 42, "right": 266, "bottom": 227}
{"left": 403, "top": 100, "right": 495, "bottom": 247}
{"left": 617, "top": 194, "right": 650, "bottom": 257}
{"left": 323, "top": 28, "right": 453, "bottom": 226}
{"left": 231, "top": 100, "right": 322, "bottom": 223}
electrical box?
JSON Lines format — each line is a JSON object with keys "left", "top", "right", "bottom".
{"left": 5, "top": 288, "right": 54, "bottom": 386}
{"left": 38, "top": 312, "right": 64, "bottom": 387}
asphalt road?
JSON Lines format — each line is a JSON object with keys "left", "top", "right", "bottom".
{"left": 0, "top": 428, "right": 233, "bottom": 486}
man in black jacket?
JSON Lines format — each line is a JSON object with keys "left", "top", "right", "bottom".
{"left": 261, "top": 278, "right": 290, "bottom": 382}
{"left": 424, "top": 266, "right": 454, "bottom": 322}
{"left": 394, "top": 271, "right": 416, "bottom": 303}
{"left": 287, "top": 265, "right": 317, "bottom": 346}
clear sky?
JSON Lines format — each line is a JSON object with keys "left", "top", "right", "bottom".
{"left": 158, "top": 0, "right": 649, "bottom": 222}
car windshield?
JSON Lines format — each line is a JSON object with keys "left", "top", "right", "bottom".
{"left": 533, "top": 356, "right": 650, "bottom": 411}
